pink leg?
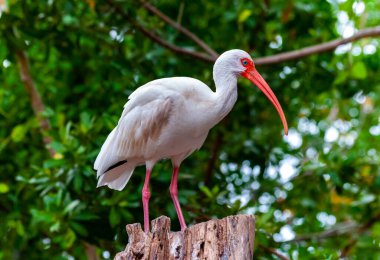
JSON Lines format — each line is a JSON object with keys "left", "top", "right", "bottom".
{"left": 170, "top": 166, "right": 187, "bottom": 231}
{"left": 142, "top": 169, "right": 152, "bottom": 233}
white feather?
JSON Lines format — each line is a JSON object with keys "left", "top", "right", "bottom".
{"left": 94, "top": 50, "right": 254, "bottom": 191}
{"left": 97, "top": 160, "right": 136, "bottom": 191}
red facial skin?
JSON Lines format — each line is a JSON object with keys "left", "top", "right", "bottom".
{"left": 240, "top": 58, "right": 288, "bottom": 135}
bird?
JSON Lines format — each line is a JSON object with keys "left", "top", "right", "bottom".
{"left": 94, "top": 49, "right": 288, "bottom": 233}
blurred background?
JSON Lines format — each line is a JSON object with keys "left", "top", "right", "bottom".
{"left": 1, "top": 0, "right": 380, "bottom": 259}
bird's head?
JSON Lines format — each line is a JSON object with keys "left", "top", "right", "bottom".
{"left": 214, "top": 49, "right": 288, "bottom": 135}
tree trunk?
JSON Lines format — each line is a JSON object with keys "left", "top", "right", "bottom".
{"left": 115, "top": 214, "right": 255, "bottom": 260}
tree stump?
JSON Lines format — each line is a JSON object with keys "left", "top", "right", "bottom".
{"left": 115, "top": 215, "right": 255, "bottom": 260}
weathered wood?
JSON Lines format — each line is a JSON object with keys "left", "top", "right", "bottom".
{"left": 115, "top": 215, "right": 255, "bottom": 260}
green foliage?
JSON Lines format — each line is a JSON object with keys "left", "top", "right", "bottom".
{"left": 1, "top": 0, "right": 380, "bottom": 259}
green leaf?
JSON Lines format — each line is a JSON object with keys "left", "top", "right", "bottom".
{"left": 109, "top": 207, "right": 120, "bottom": 227}
{"left": 11, "top": 125, "right": 27, "bottom": 142}
{"left": 72, "top": 212, "right": 99, "bottom": 221}
{"left": 352, "top": 62, "right": 367, "bottom": 79}
{"left": 120, "top": 209, "right": 133, "bottom": 221}
{"left": 257, "top": 208, "right": 275, "bottom": 227}
{"left": 50, "top": 221, "right": 61, "bottom": 232}
{"left": 374, "top": 175, "right": 380, "bottom": 188}
{"left": 62, "top": 15, "right": 78, "bottom": 25}
{"left": 69, "top": 221, "right": 88, "bottom": 236}
{"left": 62, "top": 229, "right": 76, "bottom": 249}
{"left": 372, "top": 223, "right": 380, "bottom": 237}
{"left": 199, "top": 186, "right": 213, "bottom": 199}
{"left": 329, "top": 172, "right": 342, "bottom": 186}
{"left": 30, "top": 209, "right": 54, "bottom": 224}
{"left": 238, "top": 9, "right": 252, "bottom": 23}
{"left": 80, "top": 112, "right": 93, "bottom": 133}
{"left": 64, "top": 200, "right": 80, "bottom": 214}
{"left": 49, "top": 141, "right": 66, "bottom": 153}
{"left": 16, "top": 220, "right": 25, "bottom": 236}
{"left": 73, "top": 174, "right": 83, "bottom": 191}
{"left": 43, "top": 159, "right": 64, "bottom": 168}
{"left": 301, "top": 198, "right": 316, "bottom": 208}
{"left": 211, "top": 185, "right": 219, "bottom": 195}
{"left": 0, "top": 183, "right": 9, "bottom": 193}
{"left": 333, "top": 71, "right": 347, "bottom": 85}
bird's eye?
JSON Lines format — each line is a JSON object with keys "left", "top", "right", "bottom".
{"left": 241, "top": 59, "right": 249, "bottom": 67}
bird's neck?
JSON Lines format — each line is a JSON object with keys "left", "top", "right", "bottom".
{"left": 213, "top": 72, "right": 238, "bottom": 123}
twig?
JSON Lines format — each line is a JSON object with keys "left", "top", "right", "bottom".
{"left": 15, "top": 50, "right": 55, "bottom": 157}
{"left": 359, "top": 211, "right": 380, "bottom": 231}
{"left": 130, "top": 16, "right": 214, "bottom": 62}
{"left": 286, "top": 211, "right": 380, "bottom": 246}
{"left": 176, "top": 1, "right": 185, "bottom": 25}
{"left": 340, "top": 211, "right": 380, "bottom": 258}
{"left": 107, "top": 0, "right": 214, "bottom": 62}
{"left": 140, "top": 1, "right": 219, "bottom": 59}
{"left": 254, "top": 26, "right": 380, "bottom": 65}
{"left": 286, "top": 221, "right": 358, "bottom": 243}
{"left": 259, "top": 245, "right": 290, "bottom": 260}
{"left": 340, "top": 238, "right": 357, "bottom": 258}
{"left": 84, "top": 241, "right": 99, "bottom": 260}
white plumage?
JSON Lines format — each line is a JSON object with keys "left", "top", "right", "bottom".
{"left": 94, "top": 49, "right": 288, "bottom": 232}
{"left": 95, "top": 77, "right": 220, "bottom": 189}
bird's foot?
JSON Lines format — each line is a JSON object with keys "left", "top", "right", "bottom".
{"left": 180, "top": 223, "right": 187, "bottom": 232}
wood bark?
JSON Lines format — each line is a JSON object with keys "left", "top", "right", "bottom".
{"left": 115, "top": 214, "right": 255, "bottom": 260}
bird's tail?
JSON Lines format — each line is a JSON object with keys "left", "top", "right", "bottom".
{"left": 96, "top": 161, "right": 136, "bottom": 191}
{"left": 94, "top": 128, "right": 137, "bottom": 191}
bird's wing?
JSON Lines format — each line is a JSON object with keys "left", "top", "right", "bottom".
{"left": 116, "top": 94, "right": 173, "bottom": 158}
{"left": 94, "top": 85, "right": 174, "bottom": 175}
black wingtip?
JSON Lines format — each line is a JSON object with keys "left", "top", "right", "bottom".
{"left": 104, "top": 159, "right": 128, "bottom": 173}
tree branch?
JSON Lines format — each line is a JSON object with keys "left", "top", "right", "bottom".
{"left": 131, "top": 17, "right": 215, "bottom": 62}
{"left": 286, "top": 211, "right": 380, "bottom": 247}
{"left": 15, "top": 50, "right": 55, "bottom": 157}
{"left": 140, "top": 1, "right": 219, "bottom": 59}
{"left": 340, "top": 211, "right": 380, "bottom": 258}
{"left": 340, "top": 238, "right": 357, "bottom": 258}
{"left": 109, "top": 1, "right": 380, "bottom": 66}
{"left": 286, "top": 221, "right": 358, "bottom": 243}
{"left": 107, "top": 0, "right": 215, "bottom": 62}
{"left": 254, "top": 26, "right": 380, "bottom": 65}
{"left": 259, "top": 245, "right": 290, "bottom": 260}
{"left": 84, "top": 241, "right": 99, "bottom": 260}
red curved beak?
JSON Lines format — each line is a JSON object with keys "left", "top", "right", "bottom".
{"left": 242, "top": 68, "right": 288, "bottom": 135}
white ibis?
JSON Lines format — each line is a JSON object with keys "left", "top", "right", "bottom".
{"left": 94, "top": 49, "right": 288, "bottom": 232}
